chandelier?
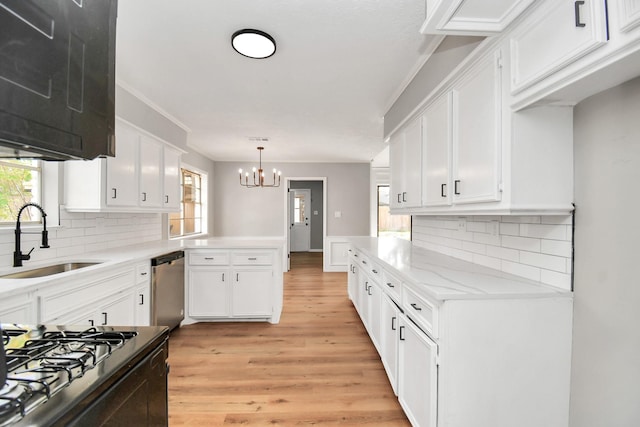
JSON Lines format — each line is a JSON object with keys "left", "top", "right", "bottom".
{"left": 238, "top": 146, "right": 282, "bottom": 188}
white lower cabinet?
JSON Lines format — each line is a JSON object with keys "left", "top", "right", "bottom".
{"left": 134, "top": 262, "right": 151, "bottom": 326}
{"left": 185, "top": 248, "right": 281, "bottom": 323}
{"left": 349, "top": 242, "right": 573, "bottom": 427}
{"left": 398, "top": 314, "right": 438, "bottom": 427}
{"left": 380, "top": 293, "right": 400, "bottom": 395}
{"left": 0, "top": 291, "right": 37, "bottom": 324}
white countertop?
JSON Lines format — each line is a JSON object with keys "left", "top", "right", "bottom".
{"left": 0, "top": 237, "right": 286, "bottom": 296}
{"left": 348, "top": 237, "right": 572, "bottom": 301}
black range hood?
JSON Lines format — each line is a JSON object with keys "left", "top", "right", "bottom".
{"left": 0, "top": 0, "right": 118, "bottom": 160}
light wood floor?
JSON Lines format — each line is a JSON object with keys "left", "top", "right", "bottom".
{"left": 167, "top": 252, "right": 410, "bottom": 426}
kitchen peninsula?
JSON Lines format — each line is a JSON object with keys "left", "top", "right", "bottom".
{"left": 0, "top": 238, "right": 285, "bottom": 327}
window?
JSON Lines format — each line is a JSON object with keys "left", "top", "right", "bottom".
{"left": 169, "top": 168, "right": 204, "bottom": 238}
{"left": 377, "top": 185, "right": 410, "bottom": 240}
{"left": 0, "top": 159, "right": 42, "bottom": 225}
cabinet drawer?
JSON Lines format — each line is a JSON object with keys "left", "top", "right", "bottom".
{"left": 231, "top": 251, "right": 273, "bottom": 265}
{"left": 189, "top": 251, "right": 230, "bottom": 265}
{"left": 381, "top": 270, "right": 402, "bottom": 302}
{"left": 136, "top": 263, "right": 150, "bottom": 283}
{"left": 402, "top": 286, "right": 438, "bottom": 339}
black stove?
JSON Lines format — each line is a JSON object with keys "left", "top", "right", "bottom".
{"left": 0, "top": 324, "right": 169, "bottom": 426}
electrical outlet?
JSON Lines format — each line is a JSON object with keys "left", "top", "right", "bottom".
{"left": 457, "top": 218, "right": 466, "bottom": 231}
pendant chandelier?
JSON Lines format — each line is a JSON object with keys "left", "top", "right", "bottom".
{"left": 239, "top": 146, "right": 282, "bottom": 188}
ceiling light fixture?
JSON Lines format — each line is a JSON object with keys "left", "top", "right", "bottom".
{"left": 239, "top": 147, "right": 282, "bottom": 188}
{"left": 231, "top": 29, "right": 276, "bottom": 59}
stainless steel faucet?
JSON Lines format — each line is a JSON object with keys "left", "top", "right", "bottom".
{"left": 14, "top": 203, "right": 50, "bottom": 267}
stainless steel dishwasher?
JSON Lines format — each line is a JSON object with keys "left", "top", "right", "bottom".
{"left": 150, "top": 250, "right": 185, "bottom": 330}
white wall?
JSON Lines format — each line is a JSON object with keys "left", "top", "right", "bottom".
{"left": 570, "top": 77, "right": 640, "bottom": 427}
{"left": 213, "top": 161, "right": 370, "bottom": 238}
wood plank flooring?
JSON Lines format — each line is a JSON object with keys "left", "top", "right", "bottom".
{"left": 167, "top": 252, "right": 410, "bottom": 426}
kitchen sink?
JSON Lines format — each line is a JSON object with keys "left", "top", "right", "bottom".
{"left": 0, "top": 262, "right": 102, "bottom": 279}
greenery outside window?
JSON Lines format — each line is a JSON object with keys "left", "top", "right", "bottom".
{"left": 378, "top": 185, "right": 411, "bottom": 240}
{"left": 0, "top": 159, "right": 42, "bottom": 225}
{"left": 169, "top": 168, "right": 203, "bottom": 238}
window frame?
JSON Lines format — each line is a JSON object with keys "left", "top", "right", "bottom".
{"left": 377, "top": 184, "right": 411, "bottom": 240}
{"left": 169, "top": 166, "right": 207, "bottom": 239}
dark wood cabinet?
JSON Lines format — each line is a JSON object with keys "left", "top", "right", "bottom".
{"left": 0, "top": 0, "right": 117, "bottom": 159}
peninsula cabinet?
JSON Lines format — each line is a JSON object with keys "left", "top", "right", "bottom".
{"left": 64, "top": 118, "right": 183, "bottom": 213}
{"left": 347, "top": 238, "right": 573, "bottom": 427}
{"left": 185, "top": 248, "right": 281, "bottom": 324}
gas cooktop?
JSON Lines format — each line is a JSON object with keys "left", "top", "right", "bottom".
{"left": 0, "top": 324, "right": 169, "bottom": 426}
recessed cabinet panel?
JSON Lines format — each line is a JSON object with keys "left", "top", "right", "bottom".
{"left": 422, "top": 93, "right": 452, "bottom": 206}
{"left": 510, "top": 0, "right": 608, "bottom": 94}
{"left": 106, "top": 123, "right": 139, "bottom": 207}
{"left": 618, "top": 0, "right": 640, "bottom": 32}
{"left": 398, "top": 315, "right": 438, "bottom": 427}
{"left": 232, "top": 269, "right": 272, "bottom": 316}
{"left": 453, "top": 52, "right": 502, "bottom": 204}
{"left": 139, "top": 135, "right": 163, "bottom": 207}
{"left": 188, "top": 268, "right": 229, "bottom": 317}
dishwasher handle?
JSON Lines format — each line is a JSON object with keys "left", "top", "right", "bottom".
{"left": 151, "top": 251, "right": 184, "bottom": 266}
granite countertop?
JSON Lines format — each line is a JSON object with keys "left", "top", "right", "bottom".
{"left": 0, "top": 237, "right": 286, "bottom": 295}
{"left": 348, "top": 236, "right": 572, "bottom": 301}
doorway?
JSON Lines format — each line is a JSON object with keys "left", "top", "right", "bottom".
{"left": 284, "top": 177, "right": 326, "bottom": 271}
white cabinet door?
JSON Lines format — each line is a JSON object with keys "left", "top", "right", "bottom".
{"left": 453, "top": 51, "right": 502, "bottom": 204}
{"left": 364, "top": 279, "right": 382, "bottom": 352}
{"left": 106, "top": 122, "right": 139, "bottom": 207}
{"left": 398, "top": 315, "right": 438, "bottom": 427}
{"left": 347, "top": 257, "right": 359, "bottom": 302}
{"left": 100, "top": 290, "right": 136, "bottom": 326}
{"left": 232, "top": 268, "right": 272, "bottom": 316}
{"left": 389, "top": 132, "right": 404, "bottom": 210}
{"left": 402, "top": 117, "right": 423, "bottom": 208}
{"left": 139, "top": 134, "right": 163, "bottom": 207}
{"left": 0, "top": 293, "right": 35, "bottom": 324}
{"left": 163, "top": 145, "right": 181, "bottom": 210}
{"left": 422, "top": 92, "right": 452, "bottom": 206}
{"left": 380, "top": 293, "right": 400, "bottom": 395}
{"left": 510, "top": 0, "right": 608, "bottom": 93}
{"left": 135, "top": 284, "right": 150, "bottom": 326}
{"left": 188, "top": 268, "right": 229, "bottom": 317}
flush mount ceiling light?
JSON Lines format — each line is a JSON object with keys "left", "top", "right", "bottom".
{"left": 231, "top": 29, "right": 276, "bottom": 59}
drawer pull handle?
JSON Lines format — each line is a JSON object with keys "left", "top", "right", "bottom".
{"left": 441, "top": 183, "right": 446, "bottom": 198}
{"left": 391, "top": 316, "right": 396, "bottom": 331}
{"left": 222, "top": 273, "right": 225, "bottom": 282}
{"left": 102, "top": 312, "right": 108, "bottom": 325}
{"left": 397, "top": 193, "right": 402, "bottom": 203}
{"left": 454, "top": 180, "right": 461, "bottom": 195}
{"left": 89, "top": 319, "right": 94, "bottom": 326}
{"left": 362, "top": 260, "right": 367, "bottom": 265}
{"left": 139, "top": 294, "right": 144, "bottom": 305}
{"left": 399, "top": 326, "right": 405, "bottom": 341}
{"left": 367, "top": 287, "right": 372, "bottom": 296}
{"left": 141, "top": 272, "right": 148, "bottom": 276}
{"left": 142, "top": 192, "right": 147, "bottom": 202}
{"left": 204, "top": 257, "right": 214, "bottom": 260}
{"left": 248, "top": 257, "right": 257, "bottom": 261}
{"left": 111, "top": 188, "right": 117, "bottom": 199}
{"left": 386, "top": 282, "right": 395, "bottom": 288}
{"left": 402, "top": 192, "right": 407, "bottom": 202}
{"left": 410, "top": 303, "right": 422, "bottom": 311}
{"left": 574, "top": 1, "right": 586, "bottom": 27}
{"left": 372, "top": 269, "right": 378, "bottom": 274}
{"left": 165, "top": 195, "right": 169, "bottom": 203}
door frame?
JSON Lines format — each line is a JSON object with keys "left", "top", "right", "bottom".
{"left": 283, "top": 177, "right": 327, "bottom": 272}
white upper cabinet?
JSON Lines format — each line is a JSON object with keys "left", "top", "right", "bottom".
{"left": 65, "top": 118, "right": 183, "bottom": 213}
{"left": 390, "top": 118, "right": 422, "bottom": 210}
{"left": 106, "top": 123, "right": 139, "bottom": 207}
{"left": 422, "top": 93, "right": 452, "bottom": 207}
{"left": 618, "top": 0, "right": 640, "bottom": 33}
{"left": 420, "top": 0, "right": 535, "bottom": 35}
{"left": 452, "top": 51, "right": 502, "bottom": 205}
{"left": 510, "top": 0, "right": 609, "bottom": 95}
{"left": 163, "top": 146, "right": 182, "bottom": 210}
{"left": 139, "top": 134, "right": 163, "bottom": 208}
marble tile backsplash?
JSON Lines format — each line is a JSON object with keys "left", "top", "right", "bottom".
{"left": 412, "top": 215, "right": 573, "bottom": 290}
{"left": 0, "top": 209, "right": 162, "bottom": 268}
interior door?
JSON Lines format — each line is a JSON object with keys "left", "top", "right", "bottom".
{"left": 290, "top": 189, "right": 311, "bottom": 252}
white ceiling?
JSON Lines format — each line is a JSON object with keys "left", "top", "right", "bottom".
{"left": 115, "top": 0, "right": 434, "bottom": 163}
